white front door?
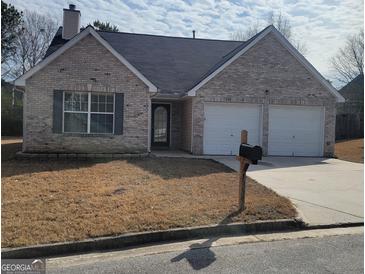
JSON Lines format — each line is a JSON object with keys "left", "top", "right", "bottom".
{"left": 268, "top": 105, "right": 324, "bottom": 156}
{"left": 203, "top": 103, "right": 262, "bottom": 155}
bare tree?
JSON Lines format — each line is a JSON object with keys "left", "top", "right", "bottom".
{"left": 230, "top": 21, "right": 261, "bottom": 41}
{"left": 9, "top": 10, "right": 58, "bottom": 78}
{"left": 268, "top": 11, "right": 307, "bottom": 54}
{"left": 331, "top": 29, "right": 364, "bottom": 84}
{"left": 267, "top": 11, "right": 292, "bottom": 40}
{"left": 230, "top": 11, "right": 307, "bottom": 55}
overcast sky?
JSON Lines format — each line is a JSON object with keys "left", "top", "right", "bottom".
{"left": 7, "top": 0, "right": 364, "bottom": 88}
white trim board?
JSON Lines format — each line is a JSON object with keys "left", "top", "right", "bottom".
{"left": 187, "top": 26, "right": 272, "bottom": 97}
{"left": 270, "top": 29, "right": 344, "bottom": 103}
{"left": 14, "top": 26, "right": 158, "bottom": 92}
{"left": 187, "top": 25, "right": 345, "bottom": 103}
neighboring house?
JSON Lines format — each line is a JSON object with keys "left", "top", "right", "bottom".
{"left": 15, "top": 4, "right": 345, "bottom": 157}
{"left": 336, "top": 74, "right": 364, "bottom": 140}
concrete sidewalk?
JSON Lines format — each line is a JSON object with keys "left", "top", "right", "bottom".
{"left": 213, "top": 156, "right": 364, "bottom": 226}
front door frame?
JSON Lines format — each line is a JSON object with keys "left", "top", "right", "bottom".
{"left": 151, "top": 102, "right": 171, "bottom": 147}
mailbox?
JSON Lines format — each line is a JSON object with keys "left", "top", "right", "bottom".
{"left": 239, "top": 144, "right": 262, "bottom": 164}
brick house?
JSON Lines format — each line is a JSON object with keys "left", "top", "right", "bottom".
{"left": 15, "top": 5, "right": 344, "bottom": 157}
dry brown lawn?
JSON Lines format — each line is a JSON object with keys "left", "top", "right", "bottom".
{"left": 2, "top": 139, "right": 296, "bottom": 248}
{"left": 335, "top": 138, "right": 364, "bottom": 163}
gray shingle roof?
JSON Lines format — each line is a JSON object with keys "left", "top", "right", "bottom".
{"left": 45, "top": 27, "right": 249, "bottom": 96}
{"left": 339, "top": 74, "right": 364, "bottom": 102}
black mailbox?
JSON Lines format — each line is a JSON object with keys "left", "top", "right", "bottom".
{"left": 239, "top": 144, "right": 262, "bottom": 164}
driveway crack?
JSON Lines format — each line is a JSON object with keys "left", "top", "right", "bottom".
{"left": 289, "top": 197, "right": 364, "bottom": 219}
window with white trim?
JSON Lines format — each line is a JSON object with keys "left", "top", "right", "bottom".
{"left": 63, "top": 92, "right": 114, "bottom": 134}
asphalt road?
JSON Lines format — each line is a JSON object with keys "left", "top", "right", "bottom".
{"left": 48, "top": 234, "right": 363, "bottom": 274}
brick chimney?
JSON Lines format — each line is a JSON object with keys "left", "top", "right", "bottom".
{"left": 62, "top": 4, "right": 81, "bottom": 39}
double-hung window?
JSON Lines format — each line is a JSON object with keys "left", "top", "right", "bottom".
{"left": 63, "top": 92, "right": 114, "bottom": 134}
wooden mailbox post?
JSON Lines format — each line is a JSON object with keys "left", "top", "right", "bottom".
{"left": 236, "top": 130, "right": 252, "bottom": 211}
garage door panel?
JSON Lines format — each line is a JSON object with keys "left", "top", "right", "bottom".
{"left": 268, "top": 105, "right": 324, "bottom": 157}
{"left": 204, "top": 103, "right": 261, "bottom": 155}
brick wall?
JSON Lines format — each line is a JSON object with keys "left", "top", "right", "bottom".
{"left": 192, "top": 32, "right": 337, "bottom": 156}
{"left": 24, "top": 34, "right": 150, "bottom": 153}
{"left": 170, "top": 101, "right": 182, "bottom": 149}
{"left": 180, "top": 98, "right": 193, "bottom": 152}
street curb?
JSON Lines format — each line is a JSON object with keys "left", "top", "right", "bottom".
{"left": 2, "top": 219, "right": 303, "bottom": 259}
{"left": 305, "top": 222, "right": 364, "bottom": 230}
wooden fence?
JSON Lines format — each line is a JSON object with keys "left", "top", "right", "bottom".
{"left": 336, "top": 112, "right": 364, "bottom": 140}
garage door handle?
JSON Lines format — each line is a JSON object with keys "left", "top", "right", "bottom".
{"left": 292, "top": 136, "right": 295, "bottom": 139}
{"left": 230, "top": 134, "right": 234, "bottom": 136}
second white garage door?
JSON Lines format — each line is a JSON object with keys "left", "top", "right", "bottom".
{"left": 204, "top": 103, "right": 262, "bottom": 155}
{"left": 268, "top": 105, "right": 324, "bottom": 156}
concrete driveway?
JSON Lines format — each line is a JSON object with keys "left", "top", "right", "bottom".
{"left": 213, "top": 156, "right": 364, "bottom": 226}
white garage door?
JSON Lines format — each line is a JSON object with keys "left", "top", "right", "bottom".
{"left": 268, "top": 105, "right": 324, "bottom": 156}
{"left": 204, "top": 103, "right": 262, "bottom": 155}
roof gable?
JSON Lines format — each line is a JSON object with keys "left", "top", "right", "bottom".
{"left": 339, "top": 74, "right": 364, "bottom": 101}
{"left": 14, "top": 26, "right": 158, "bottom": 92}
{"left": 187, "top": 25, "right": 345, "bottom": 102}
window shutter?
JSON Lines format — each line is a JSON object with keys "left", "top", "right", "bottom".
{"left": 53, "top": 90, "right": 63, "bottom": 133}
{"left": 114, "top": 93, "right": 124, "bottom": 135}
